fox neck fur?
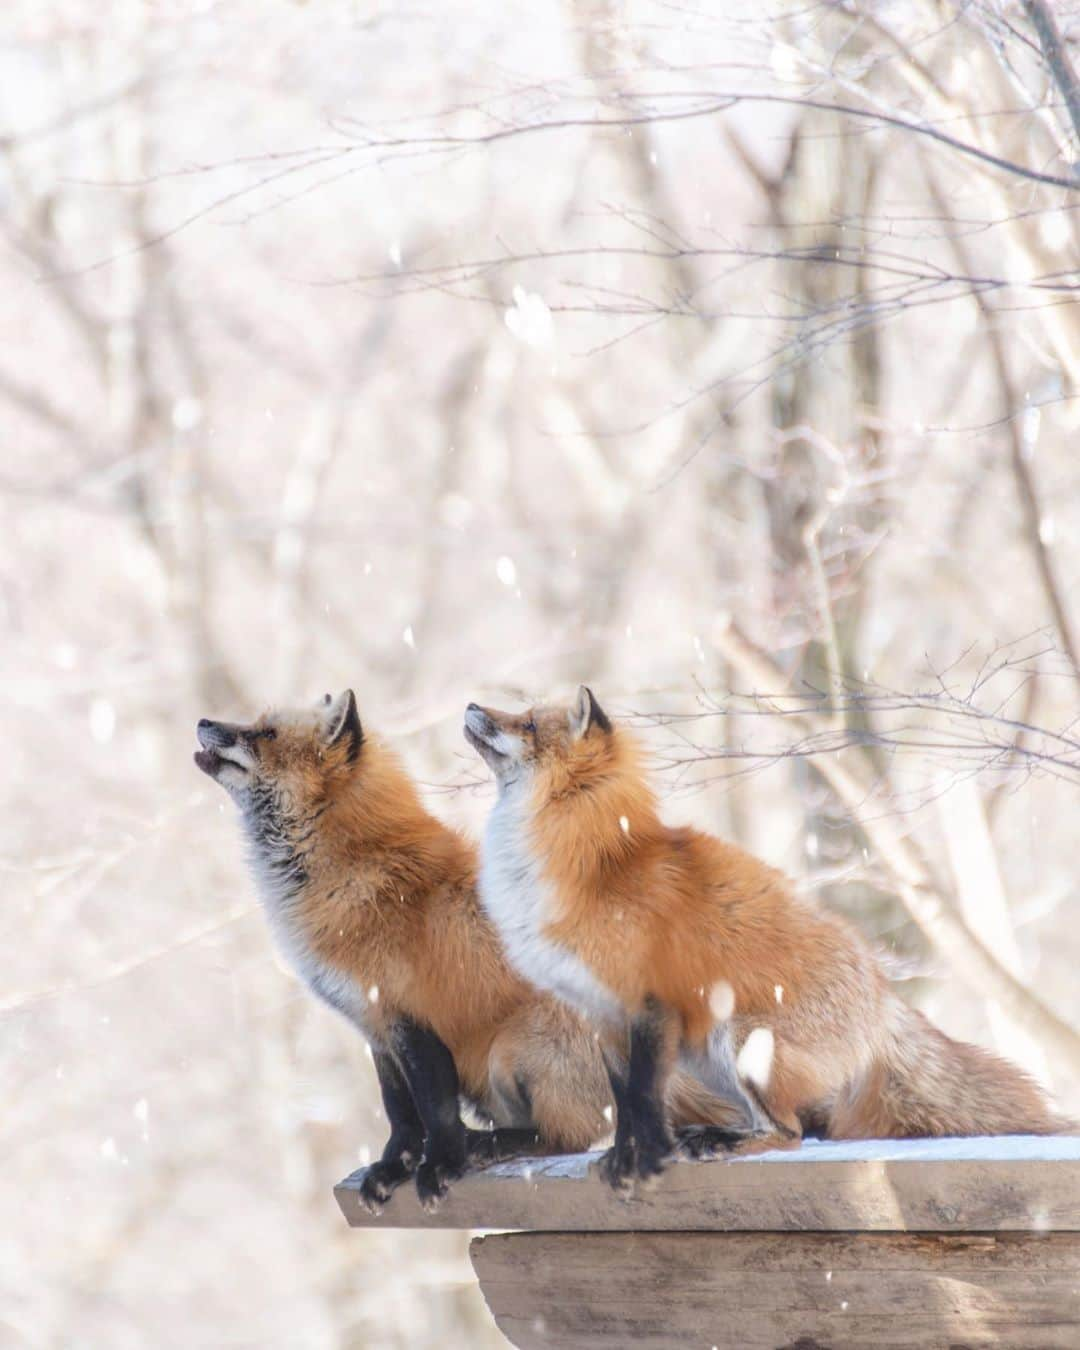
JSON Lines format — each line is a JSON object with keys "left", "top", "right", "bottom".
{"left": 481, "top": 772, "right": 624, "bottom": 1026}
{"left": 237, "top": 737, "right": 475, "bottom": 1037}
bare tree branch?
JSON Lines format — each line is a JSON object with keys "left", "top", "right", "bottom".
{"left": 1021, "top": 0, "right": 1080, "bottom": 147}
{"left": 710, "top": 619, "right": 1080, "bottom": 1070}
{"left": 925, "top": 164, "right": 1080, "bottom": 674}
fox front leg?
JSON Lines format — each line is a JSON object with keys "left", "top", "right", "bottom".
{"left": 353, "top": 1049, "right": 426, "bottom": 1215}
{"left": 390, "top": 1017, "right": 472, "bottom": 1211}
{"left": 600, "top": 997, "right": 677, "bottom": 1193}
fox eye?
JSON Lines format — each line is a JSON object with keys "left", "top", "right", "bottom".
{"left": 522, "top": 717, "right": 536, "bottom": 735}
{"left": 249, "top": 727, "right": 276, "bottom": 743}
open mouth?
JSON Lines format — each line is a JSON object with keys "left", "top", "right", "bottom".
{"left": 195, "top": 719, "right": 243, "bottom": 779}
{"left": 193, "top": 747, "right": 222, "bottom": 776}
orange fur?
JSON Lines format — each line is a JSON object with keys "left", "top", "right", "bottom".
{"left": 199, "top": 697, "right": 739, "bottom": 1154}
{"left": 470, "top": 694, "right": 1071, "bottom": 1142}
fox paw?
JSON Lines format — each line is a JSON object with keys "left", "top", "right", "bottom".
{"left": 354, "top": 1164, "right": 398, "bottom": 1215}
{"left": 674, "top": 1124, "right": 760, "bottom": 1160}
{"left": 415, "top": 1156, "right": 465, "bottom": 1212}
{"left": 599, "top": 1134, "right": 669, "bottom": 1195}
{"left": 464, "top": 1127, "right": 542, "bottom": 1167}
{"left": 354, "top": 1154, "right": 417, "bottom": 1215}
{"left": 463, "top": 1130, "right": 499, "bottom": 1167}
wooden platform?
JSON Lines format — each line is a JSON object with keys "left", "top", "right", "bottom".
{"left": 336, "top": 1137, "right": 1080, "bottom": 1348}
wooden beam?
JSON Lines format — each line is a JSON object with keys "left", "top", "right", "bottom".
{"left": 335, "top": 1135, "right": 1080, "bottom": 1233}
{"left": 470, "top": 1230, "right": 1080, "bottom": 1349}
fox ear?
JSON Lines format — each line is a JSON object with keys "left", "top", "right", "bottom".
{"left": 324, "top": 689, "right": 363, "bottom": 762}
{"left": 569, "top": 684, "right": 611, "bottom": 740}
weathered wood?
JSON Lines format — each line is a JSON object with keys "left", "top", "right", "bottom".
{"left": 470, "top": 1230, "right": 1080, "bottom": 1349}
{"left": 335, "top": 1135, "right": 1080, "bottom": 1232}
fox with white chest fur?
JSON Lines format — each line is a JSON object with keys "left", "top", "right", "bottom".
{"left": 465, "top": 687, "right": 1071, "bottom": 1192}
{"left": 194, "top": 690, "right": 620, "bottom": 1211}
{"left": 195, "top": 688, "right": 740, "bottom": 1209}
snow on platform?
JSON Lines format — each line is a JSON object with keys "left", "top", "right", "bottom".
{"left": 335, "top": 1134, "right": 1080, "bottom": 1232}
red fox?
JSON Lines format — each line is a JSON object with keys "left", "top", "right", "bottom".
{"left": 464, "top": 686, "right": 1072, "bottom": 1189}
{"left": 195, "top": 691, "right": 734, "bottom": 1208}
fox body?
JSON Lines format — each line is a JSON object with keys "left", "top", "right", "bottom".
{"left": 465, "top": 687, "right": 1070, "bottom": 1188}
{"left": 194, "top": 691, "right": 731, "bottom": 1208}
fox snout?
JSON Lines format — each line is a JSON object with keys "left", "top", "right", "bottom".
{"left": 195, "top": 719, "right": 232, "bottom": 777}
{"left": 194, "top": 718, "right": 255, "bottom": 782}
{"left": 464, "top": 703, "right": 497, "bottom": 742}
{"left": 197, "top": 718, "right": 238, "bottom": 750}
{"left": 464, "top": 702, "right": 520, "bottom": 776}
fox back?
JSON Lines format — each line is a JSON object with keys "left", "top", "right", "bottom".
{"left": 465, "top": 687, "right": 1070, "bottom": 1141}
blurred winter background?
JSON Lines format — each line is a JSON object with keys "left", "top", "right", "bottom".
{"left": 6, "top": 0, "right": 1080, "bottom": 1345}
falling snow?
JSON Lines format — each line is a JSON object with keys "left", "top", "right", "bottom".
{"left": 736, "top": 1027, "right": 775, "bottom": 1088}
{"left": 17, "top": 6, "right": 1080, "bottom": 1345}
{"left": 708, "top": 981, "right": 735, "bottom": 1022}
{"left": 504, "top": 285, "right": 555, "bottom": 348}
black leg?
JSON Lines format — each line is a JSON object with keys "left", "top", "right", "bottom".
{"left": 600, "top": 998, "right": 676, "bottom": 1192}
{"left": 353, "top": 1049, "right": 426, "bottom": 1214}
{"left": 390, "top": 1017, "right": 470, "bottom": 1210}
{"left": 600, "top": 1053, "right": 634, "bottom": 1191}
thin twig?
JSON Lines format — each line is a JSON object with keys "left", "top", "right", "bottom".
{"left": 711, "top": 618, "right": 1080, "bottom": 1070}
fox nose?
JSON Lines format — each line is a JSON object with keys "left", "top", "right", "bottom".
{"left": 464, "top": 704, "right": 493, "bottom": 737}
{"left": 197, "top": 718, "right": 237, "bottom": 750}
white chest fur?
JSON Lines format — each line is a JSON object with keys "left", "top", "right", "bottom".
{"left": 244, "top": 815, "right": 370, "bottom": 1031}
{"left": 480, "top": 780, "right": 621, "bottom": 1025}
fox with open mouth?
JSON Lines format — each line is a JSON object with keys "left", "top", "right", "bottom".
{"left": 196, "top": 690, "right": 736, "bottom": 1209}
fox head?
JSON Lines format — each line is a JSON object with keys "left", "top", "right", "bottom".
{"left": 464, "top": 685, "right": 614, "bottom": 788}
{"left": 194, "top": 690, "right": 364, "bottom": 808}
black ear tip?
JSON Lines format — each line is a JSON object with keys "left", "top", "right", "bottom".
{"left": 586, "top": 687, "right": 612, "bottom": 735}
{"left": 326, "top": 690, "right": 363, "bottom": 762}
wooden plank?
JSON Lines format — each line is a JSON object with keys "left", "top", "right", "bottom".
{"left": 470, "top": 1230, "right": 1080, "bottom": 1349}
{"left": 335, "top": 1135, "right": 1080, "bottom": 1232}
